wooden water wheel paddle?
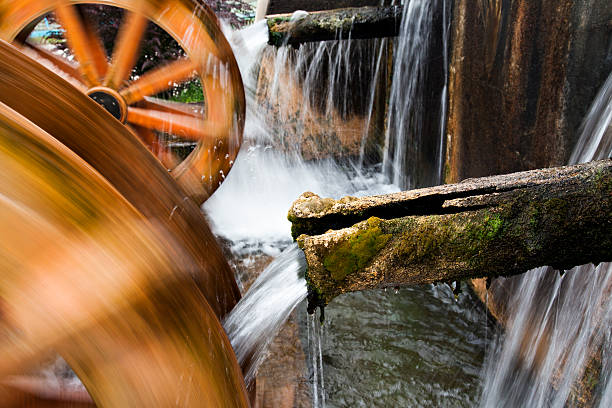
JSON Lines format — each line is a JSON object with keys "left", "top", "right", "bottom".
{"left": 0, "top": 102, "right": 248, "bottom": 407}
{"left": 0, "top": 0, "right": 246, "bottom": 204}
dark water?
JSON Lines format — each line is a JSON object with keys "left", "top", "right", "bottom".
{"left": 301, "top": 285, "right": 493, "bottom": 407}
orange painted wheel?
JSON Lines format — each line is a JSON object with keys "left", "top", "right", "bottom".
{"left": 0, "top": 0, "right": 245, "bottom": 204}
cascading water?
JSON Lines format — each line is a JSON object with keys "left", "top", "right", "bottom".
{"left": 382, "top": 0, "right": 435, "bottom": 189}
{"left": 437, "top": 0, "right": 451, "bottom": 180}
{"left": 208, "top": 19, "right": 400, "bottom": 402}
{"left": 223, "top": 244, "right": 308, "bottom": 386}
{"left": 479, "top": 71, "right": 612, "bottom": 407}
{"left": 357, "top": 37, "right": 388, "bottom": 168}
{"left": 308, "top": 313, "right": 327, "bottom": 408}
{"left": 208, "top": 4, "right": 491, "bottom": 406}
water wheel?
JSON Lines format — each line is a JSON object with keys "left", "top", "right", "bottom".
{"left": 0, "top": 0, "right": 246, "bottom": 204}
{"left": 0, "top": 0, "right": 248, "bottom": 406}
{"left": 0, "top": 102, "right": 248, "bottom": 407}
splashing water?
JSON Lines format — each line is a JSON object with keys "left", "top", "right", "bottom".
{"left": 223, "top": 244, "right": 308, "bottom": 386}
{"left": 480, "top": 70, "right": 612, "bottom": 407}
{"left": 206, "top": 21, "right": 399, "bottom": 248}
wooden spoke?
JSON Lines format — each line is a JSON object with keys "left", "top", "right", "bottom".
{"left": 201, "top": 74, "right": 231, "bottom": 126}
{"left": 22, "top": 42, "right": 84, "bottom": 84}
{"left": 54, "top": 4, "right": 104, "bottom": 87}
{"left": 104, "top": 11, "right": 148, "bottom": 89}
{"left": 120, "top": 58, "right": 197, "bottom": 105}
{"left": 130, "top": 124, "right": 180, "bottom": 169}
{"left": 127, "top": 107, "right": 226, "bottom": 141}
{"left": 80, "top": 10, "right": 109, "bottom": 79}
{"left": 140, "top": 97, "right": 204, "bottom": 118}
{"left": 3, "top": 0, "right": 245, "bottom": 203}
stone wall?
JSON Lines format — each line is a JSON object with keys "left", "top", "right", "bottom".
{"left": 445, "top": 0, "right": 612, "bottom": 184}
{"left": 255, "top": 40, "right": 391, "bottom": 161}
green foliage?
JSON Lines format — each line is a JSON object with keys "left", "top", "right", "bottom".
{"left": 169, "top": 80, "right": 204, "bottom": 103}
{"left": 323, "top": 217, "right": 391, "bottom": 281}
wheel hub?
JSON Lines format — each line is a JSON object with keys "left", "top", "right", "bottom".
{"left": 86, "top": 87, "right": 127, "bottom": 123}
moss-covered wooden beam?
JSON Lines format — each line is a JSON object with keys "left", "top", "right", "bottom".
{"left": 290, "top": 160, "right": 612, "bottom": 309}
{"left": 267, "top": 5, "right": 403, "bottom": 46}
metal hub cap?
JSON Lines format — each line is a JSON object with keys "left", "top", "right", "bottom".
{"left": 86, "top": 87, "right": 127, "bottom": 122}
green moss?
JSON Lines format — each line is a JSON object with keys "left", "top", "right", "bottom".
{"left": 529, "top": 205, "right": 540, "bottom": 228}
{"left": 268, "top": 30, "right": 284, "bottom": 46}
{"left": 592, "top": 168, "right": 612, "bottom": 193}
{"left": 269, "top": 16, "right": 292, "bottom": 25}
{"left": 322, "top": 217, "right": 391, "bottom": 282}
{"left": 541, "top": 198, "right": 569, "bottom": 225}
{"left": 461, "top": 213, "right": 504, "bottom": 246}
{"left": 267, "top": 17, "right": 292, "bottom": 46}
{"left": 481, "top": 214, "right": 504, "bottom": 240}
{"left": 391, "top": 210, "right": 510, "bottom": 270}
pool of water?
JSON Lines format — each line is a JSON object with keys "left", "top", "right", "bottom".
{"left": 302, "top": 285, "right": 493, "bottom": 407}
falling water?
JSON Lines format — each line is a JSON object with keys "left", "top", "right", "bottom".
{"left": 569, "top": 71, "right": 612, "bottom": 164}
{"left": 210, "top": 15, "right": 398, "bottom": 388}
{"left": 437, "top": 0, "right": 451, "bottom": 180}
{"left": 308, "top": 312, "right": 327, "bottom": 408}
{"left": 480, "top": 71, "right": 612, "bottom": 407}
{"left": 253, "top": 34, "right": 390, "bottom": 162}
{"left": 209, "top": 6, "right": 488, "bottom": 406}
{"left": 382, "top": 0, "right": 435, "bottom": 189}
{"left": 357, "top": 37, "right": 388, "bottom": 168}
{"left": 206, "top": 21, "right": 398, "bottom": 251}
{"left": 223, "top": 244, "right": 308, "bottom": 386}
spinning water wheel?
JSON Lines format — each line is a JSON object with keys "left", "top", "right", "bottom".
{"left": 0, "top": 0, "right": 245, "bottom": 203}
{"left": 0, "top": 0, "right": 248, "bottom": 406}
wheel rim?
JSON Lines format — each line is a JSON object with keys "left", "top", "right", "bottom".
{"left": 0, "top": 0, "right": 246, "bottom": 204}
{"left": 0, "top": 102, "right": 248, "bottom": 407}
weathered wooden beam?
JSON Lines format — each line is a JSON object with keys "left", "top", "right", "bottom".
{"left": 289, "top": 160, "right": 612, "bottom": 309}
{"left": 267, "top": 6, "right": 403, "bottom": 46}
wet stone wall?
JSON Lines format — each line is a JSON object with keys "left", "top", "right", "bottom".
{"left": 445, "top": 0, "right": 612, "bottom": 183}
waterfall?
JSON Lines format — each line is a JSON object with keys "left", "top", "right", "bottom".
{"left": 223, "top": 244, "right": 308, "bottom": 386}
{"left": 437, "top": 0, "right": 451, "bottom": 181}
{"left": 358, "top": 37, "right": 388, "bottom": 169}
{"left": 206, "top": 22, "right": 398, "bottom": 249}
{"left": 208, "top": 14, "right": 399, "bottom": 391}
{"left": 382, "top": 0, "right": 435, "bottom": 189}
{"left": 569, "top": 72, "right": 612, "bottom": 164}
{"left": 210, "top": 4, "right": 483, "bottom": 404}
{"left": 479, "top": 71, "right": 612, "bottom": 407}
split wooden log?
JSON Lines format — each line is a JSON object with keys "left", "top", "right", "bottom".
{"left": 267, "top": 5, "right": 403, "bottom": 46}
{"left": 288, "top": 160, "right": 612, "bottom": 309}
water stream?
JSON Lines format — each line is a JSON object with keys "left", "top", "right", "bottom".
{"left": 382, "top": 0, "right": 435, "bottom": 189}
{"left": 223, "top": 244, "right": 308, "bottom": 386}
{"left": 479, "top": 70, "right": 612, "bottom": 407}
